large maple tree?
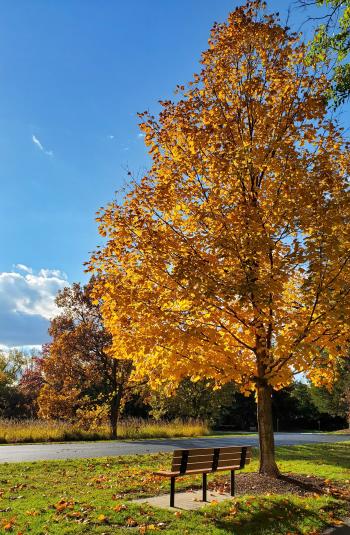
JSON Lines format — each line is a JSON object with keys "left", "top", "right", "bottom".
{"left": 89, "top": 1, "right": 350, "bottom": 475}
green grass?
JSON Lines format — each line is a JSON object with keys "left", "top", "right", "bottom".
{"left": 0, "top": 442, "right": 348, "bottom": 533}
{"left": 245, "top": 442, "right": 350, "bottom": 481}
{"left": 0, "top": 418, "right": 210, "bottom": 444}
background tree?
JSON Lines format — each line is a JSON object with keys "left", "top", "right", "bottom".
{"left": 0, "top": 349, "right": 27, "bottom": 418}
{"left": 89, "top": 1, "right": 350, "bottom": 476}
{"left": 273, "top": 382, "right": 320, "bottom": 430}
{"left": 304, "top": 0, "right": 350, "bottom": 105}
{"left": 148, "top": 379, "right": 238, "bottom": 424}
{"left": 17, "top": 350, "right": 44, "bottom": 418}
{"left": 311, "top": 358, "right": 350, "bottom": 427}
{"left": 38, "top": 281, "right": 133, "bottom": 438}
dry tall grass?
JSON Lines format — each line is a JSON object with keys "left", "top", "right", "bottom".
{"left": 0, "top": 418, "right": 210, "bottom": 444}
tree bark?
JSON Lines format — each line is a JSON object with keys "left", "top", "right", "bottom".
{"left": 257, "top": 383, "right": 280, "bottom": 477}
{"left": 109, "top": 391, "right": 122, "bottom": 439}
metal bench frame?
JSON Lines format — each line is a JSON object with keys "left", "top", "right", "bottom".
{"left": 154, "top": 445, "right": 251, "bottom": 507}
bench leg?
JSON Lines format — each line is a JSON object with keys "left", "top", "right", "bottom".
{"left": 170, "top": 477, "right": 175, "bottom": 507}
{"left": 202, "top": 473, "right": 207, "bottom": 502}
{"left": 231, "top": 470, "right": 235, "bottom": 496}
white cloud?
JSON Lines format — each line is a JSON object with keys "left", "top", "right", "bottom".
{"left": 0, "top": 266, "right": 68, "bottom": 346}
{"left": 137, "top": 133, "right": 145, "bottom": 138}
{"left": 32, "top": 135, "right": 53, "bottom": 156}
{"left": 32, "top": 135, "right": 44, "bottom": 151}
{"left": 0, "top": 268, "right": 67, "bottom": 320}
{"left": 14, "top": 264, "right": 33, "bottom": 274}
{"left": 108, "top": 135, "right": 115, "bottom": 139}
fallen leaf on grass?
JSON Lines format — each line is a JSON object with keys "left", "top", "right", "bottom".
{"left": 69, "top": 512, "right": 83, "bottom": 519}
{"left": 113, "top": 504, "right": 127, "bottom": 512}
{"left": 53, "top": 499, "right": 75, "bottom": 512}
{"left": 98, "top": 514, "right": 109, "bottom": 523}
{"left": 92, "top": 475, "right": 109, "bottom": 484}
{"left": 2, "top": 517, "right": 16, "bottom": 532}
{"left": 126, "top": 517, "right": 138, "bottom": 527}
{"left": 139, "top": 525, "right": 158, "bottom": 533}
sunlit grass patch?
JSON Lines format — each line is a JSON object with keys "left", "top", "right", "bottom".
{"left": 199, "top": 494, "right": 348, "bottom": 535}
{"left": 243, "top": 442, "right": 350, "bottom": 481}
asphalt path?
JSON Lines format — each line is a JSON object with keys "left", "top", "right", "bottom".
{"left": 0, "top": 433, "right": 349, "bottom": 463}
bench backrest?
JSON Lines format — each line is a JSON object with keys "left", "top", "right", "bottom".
{"left": 171, "top": 445, "right": 251, "bottom": 474}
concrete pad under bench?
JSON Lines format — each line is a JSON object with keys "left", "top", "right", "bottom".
{"left": 133, "top": 489, "right": 234, "bottom": 510}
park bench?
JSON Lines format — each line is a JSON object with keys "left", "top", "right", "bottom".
{"left": 154, "top": 445, "right": 252, "bottom": 507}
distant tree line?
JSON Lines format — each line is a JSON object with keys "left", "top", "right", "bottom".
{"left": 1, "top": 281, "right": 349, "bottom": 435}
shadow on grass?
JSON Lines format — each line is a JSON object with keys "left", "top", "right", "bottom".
{"left": 276, "top": 443, "right": 350, "bottom": 471}
{"left": 207, "top": 499, "right": 334, "bottom": 535}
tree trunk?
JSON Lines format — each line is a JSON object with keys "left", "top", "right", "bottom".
{"left": 257, "top": 383, "right": 280, "bottom": 477}
{"left": 109, "top": 391, "right": 122, "bottom": 439}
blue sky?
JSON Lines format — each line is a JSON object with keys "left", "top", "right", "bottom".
{"left": 0, "top": 0, "right": 342, "bottom": 348}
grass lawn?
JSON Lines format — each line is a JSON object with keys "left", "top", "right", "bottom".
{"left": 0, "top": 442, "right": 348, "bottom": 534}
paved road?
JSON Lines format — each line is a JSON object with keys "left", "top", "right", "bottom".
{"left": 0, "top": 433, "right": 348, "bottom": 463}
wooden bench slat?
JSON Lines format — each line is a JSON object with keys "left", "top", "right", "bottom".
{"left": 172, "top": 461, "right": 216, "bottom": 471}
{"left": 171, "top": 454, "right": 212, "bottom": 468}
{"left": 217, "top": 457, "right": 250, "bottom": 468}
{"left": 171, "top": 457, "right": 251, "bottom": 471}
{"left": 172, "top": 453, "right": 214, "bottom": 465}
{"left": 171, "top": 460, "right": 241, "bottom": 472}
{"left": 172, "top": 451, "right": 252, "bottom": 462}
{"left": 219, "top": 450, "right": 252, "bottom": 457}
{"left": 171, "top": 452, "right": 251, "bottom": 469}
{"left": 172, "top": 451, "right": 251, "bottom": 463}
{"left": 214, "top": 454, "right": 251, "bottom": 464}
{"left": 171, "top": 457, "right": 251, "bottom": 472}
{"left": 172, "top": 446, "right": 249, "bottom": 459}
